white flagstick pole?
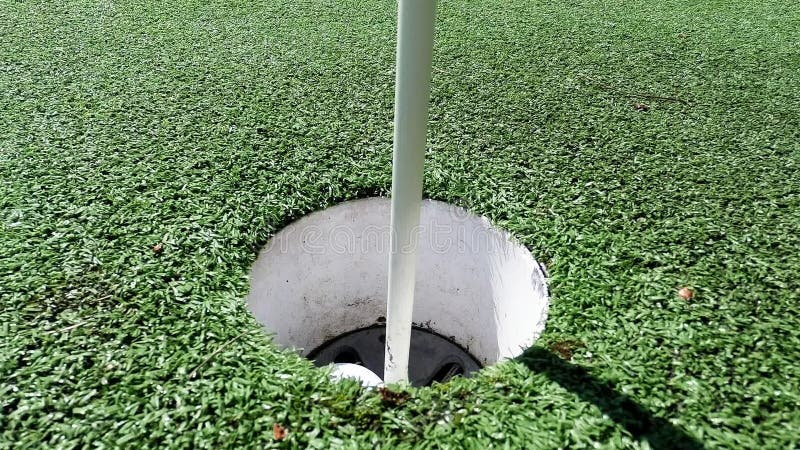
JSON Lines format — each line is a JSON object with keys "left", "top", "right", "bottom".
{"left": 384, "top": 0, "right": 438, "bottom": 385}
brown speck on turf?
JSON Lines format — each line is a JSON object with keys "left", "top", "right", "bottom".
{"left": 378, "top": 386, "right": 410, "bottom": 406}
{"left": 273, "top": 423, "right": 288, "bottom": 441}
{"left": 548, "top": 339, "right": 585, "bottom": 360}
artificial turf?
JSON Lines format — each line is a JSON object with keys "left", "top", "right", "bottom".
{"left": 1, "top": 0, "right": 799, "bottom": 448}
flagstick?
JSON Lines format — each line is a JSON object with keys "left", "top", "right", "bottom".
{"left": 384, "top": 0, "right": 438, "bottom": 384}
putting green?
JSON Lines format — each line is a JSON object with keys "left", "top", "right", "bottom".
{"left": 1, "top": 0, "right": 798, "bottom": 448}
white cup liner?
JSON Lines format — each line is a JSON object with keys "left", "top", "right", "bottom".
{"left": 247, "top": 198, "right": 549, "bottom": 367}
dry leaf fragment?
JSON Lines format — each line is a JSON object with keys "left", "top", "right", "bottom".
{"left": 377, "top": 386, "right": 410, "bottom": 406}
{"left": 678, "top": 287, "right": 694, "bottom": 300}
{"left": 547, "top": 339, "right": 585, "bottom": 360}
{"left": 273, "top": 423, "right": 287, "bottom": 441}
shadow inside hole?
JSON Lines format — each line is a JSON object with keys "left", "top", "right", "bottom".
{"left": 515, "top": 347, "right": 704, "bottom": 450}
{"left": 309, "top": 325, "right": 482, "bottom": 387}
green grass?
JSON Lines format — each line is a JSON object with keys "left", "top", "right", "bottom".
{"left": 2, "top": 0, "right": 799, "bottom": 448}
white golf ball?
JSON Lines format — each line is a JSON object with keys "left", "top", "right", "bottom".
{"left": 329, "top": 363, "right": 383, "bottom": 387}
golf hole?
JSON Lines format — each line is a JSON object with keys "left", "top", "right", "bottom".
{"left": 247, "top": 198, "right": 549, "bottom": 386}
